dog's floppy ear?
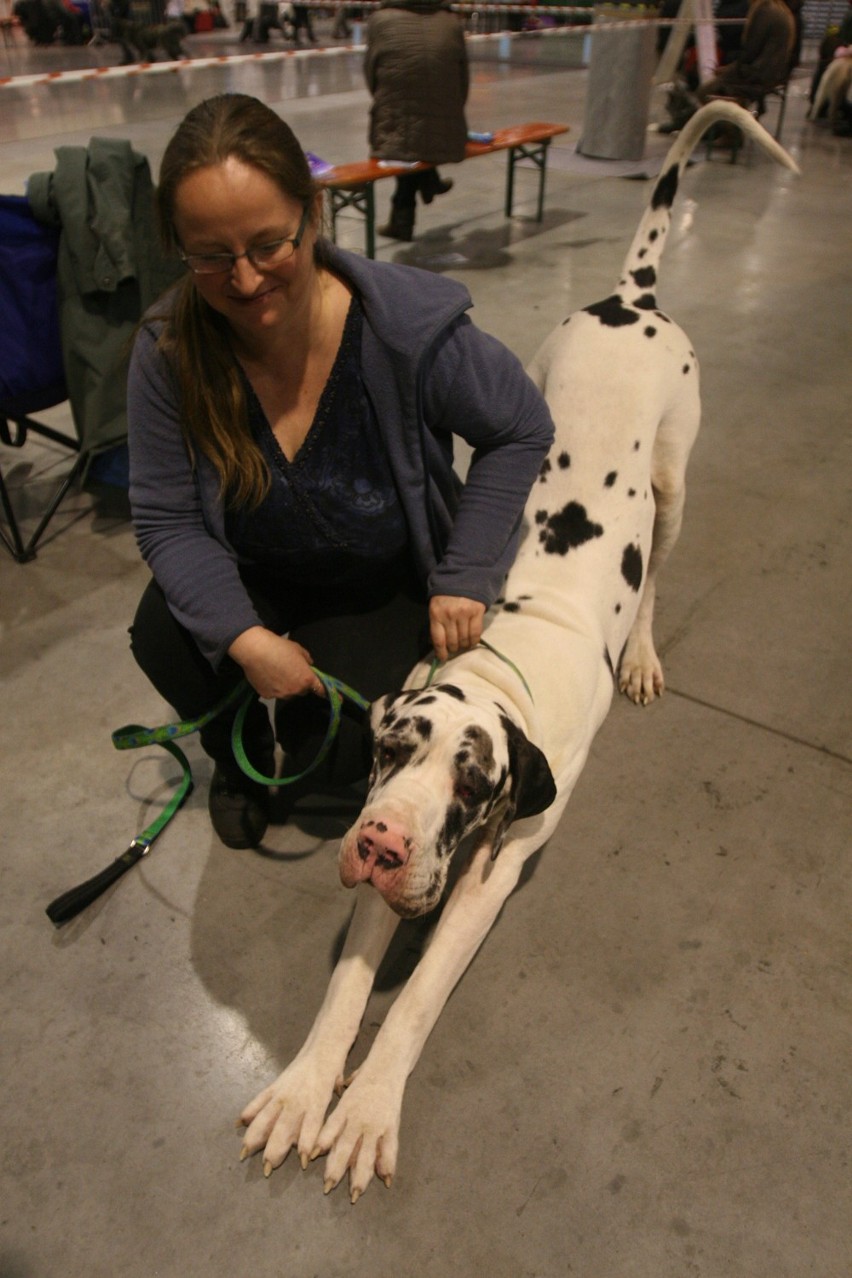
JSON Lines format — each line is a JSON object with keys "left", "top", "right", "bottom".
{"left": 489, "top": 715, "right": 557, "bottom": 857}
{"left": 501, "top": 714, "right": 557, "bottom": 819}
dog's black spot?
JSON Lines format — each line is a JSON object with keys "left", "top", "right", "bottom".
{"left": 628, "top": 488, "right": 636, "bottom": 497}
{"left": 462, "top": 724, "right": 496, "bottom": 769}
{"left": 504, "top": 602, "right": 521, "bottom": 613}
{"left": 375, "top": 734, "right": 418, "bottom": 781}
{"left": 412, "top": 715, "right": 433, "bottom": 740}
{"left": 622, "top": 542, "right": 644, "bottom": 592}
{"left": 558, "top": 451, "right": 571, "bottom": 469}
{"left": 652, "top": 163, "right": 679, "bottom": 210}
{"left": 635, "top": 293, "right": 657, "bottom": 310}
{"left": 645, "top": 326, "right": 657, "bottom": 338}
{"left": 638, "top": 247, "right": 647, "bottom": 259}
{"left": 631, "top": 266, "right": 657, "bottom": 289}
{"left": 683, "top": 363, "right": 691, "bottom": 374}
{"left": 605, "top": 471, "right": 618, "bottom": 488}
{"left": 655, "top": 311, "right": 672, "bottom": 324}
{"left": 634, "top": 440, "right": 641, "bottom": 450}
{"left": 518, "top": 594, "right": 533, "bottom": 601}
{"left": 585, "top": 296, "right": 639, "bottom": 328}
{"left": 394, "top": 690, "right": 424, "bottom": 708}
{"left": 535, "top": 509, "right": 548, "bottom": 525}
{"left": 615, "top": 602, "right": 622, "bottom": 614}
{"left": 436, "top": 802, "right": 466, "bottom": 858}
{"left": 560, "top": 314, "right": 572, "bottom": 327}
{"left": 538, "top": 457, "right": 552, "bottom": 483}
{"left": 393, "top": 716, "right": 412, "bottom": 734}
{"left": 437, "top": 684, "right": 466, "bottom": 702}
{"left": 540, "top": 501, "right": 604, "bottom": 555}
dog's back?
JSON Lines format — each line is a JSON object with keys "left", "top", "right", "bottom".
{"left": 496, "top": 103, "right": 798, "bottom": 715}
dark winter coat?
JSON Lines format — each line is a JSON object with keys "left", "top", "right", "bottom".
{"left": 364, "top": 0, "right": 469, "bottom": 163}
{"left": 709, "top": 0, "right": 794, "bottom": 96}
{"left": 28, "top": 139, "right": 182, "bottom": 454}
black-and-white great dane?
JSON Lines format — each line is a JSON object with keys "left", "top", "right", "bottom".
{"left": 239, "top": 103, "right": 798, "bottom": 1201}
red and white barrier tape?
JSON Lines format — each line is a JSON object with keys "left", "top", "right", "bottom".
{"left": 0, "top": 17, "right": 732, "bottom": 90}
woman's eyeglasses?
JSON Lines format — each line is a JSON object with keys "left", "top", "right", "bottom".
{"left": 180, "top": 202, "right": 312, "bottom": 275}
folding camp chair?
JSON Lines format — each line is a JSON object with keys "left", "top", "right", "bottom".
{"left": 0, "top": 193, "right": 85, "bottom": 563}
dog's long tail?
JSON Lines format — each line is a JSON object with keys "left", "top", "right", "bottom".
{"left": 616, "top": 101, "right": 799, "bottom": 308}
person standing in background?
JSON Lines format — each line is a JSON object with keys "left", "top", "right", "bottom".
{"left": 364, "top": 0, "right": 469, "bottom": 242}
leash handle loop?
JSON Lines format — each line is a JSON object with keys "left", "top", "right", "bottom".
{"left": 45, "top": 669, "right": 369, "bottom": 927}
{"left": 230, "top": 670, "right": 370, "bottom": 786}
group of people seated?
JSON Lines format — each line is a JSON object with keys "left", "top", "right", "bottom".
{"left": 13, "top": 0, "right": 90, "bottom": 45}
{"left": 660, "top": 0, "right": 802, "bottom": 133}
{"left": 12, "top": 0, "right": 225, "bottom": 53}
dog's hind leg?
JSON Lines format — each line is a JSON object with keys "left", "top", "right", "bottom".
{"left": 619, "top": 480, "right": 685, "bottom": 704}
{"left": 619, "top": 392, "right": 700, "bottom": 705}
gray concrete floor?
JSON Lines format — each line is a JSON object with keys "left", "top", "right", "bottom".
{"left": 1, "top": 28, "right": 851, "bottom": 1278}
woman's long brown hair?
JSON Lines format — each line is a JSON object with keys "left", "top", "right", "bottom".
{"left": 155, "top": 94, "right": 320, "bottom": 508}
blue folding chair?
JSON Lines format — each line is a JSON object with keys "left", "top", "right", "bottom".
{"left": 0, "top": 193, "right": 85, "bottom": 563}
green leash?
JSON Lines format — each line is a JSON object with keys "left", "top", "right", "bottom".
{"left": 45, "top": 669, "right": 370, "bottom": 927}
{"left": 425, "top": 638, "right": 534, "bottom": 703}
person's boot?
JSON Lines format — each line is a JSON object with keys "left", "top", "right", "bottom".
{"left": 208, "top": 764, "right": 271, "bottom": 848}
{"left": 419, "top": 169, "right": 454, "bottom": 204}
{"left": 378, "top": 206, "right": 415, "bottom": 241}
{"left": 203, "top": 693, "right": 276, "bottom": 848}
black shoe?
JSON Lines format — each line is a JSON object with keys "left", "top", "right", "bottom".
{"left": 208, "top": 765, "right": 270, "bottom": 849}
{"left": 420, "top": 175, "right": 453, "bottom": 205}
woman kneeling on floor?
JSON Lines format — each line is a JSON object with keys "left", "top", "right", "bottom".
{"left": 126, "top": 93, "right": 555, "bottom": 849}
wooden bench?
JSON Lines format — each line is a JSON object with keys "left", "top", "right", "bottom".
{"left": 318, "top": 122, "right": 570, "bottom": 259}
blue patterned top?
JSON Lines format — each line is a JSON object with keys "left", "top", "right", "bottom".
{"left": 226, "top": 296, "right": 410, "bottom": 594}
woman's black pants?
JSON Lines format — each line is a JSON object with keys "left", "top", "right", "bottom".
{"left": 129, "top": 576, "right": 431, "bottom": 786}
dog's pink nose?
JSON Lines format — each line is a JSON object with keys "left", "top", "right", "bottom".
{"left": 356, "top": 819, "right": 410, "bottom": 874}
{"left": 339, "top": 818, "right": 414, "bottom": 890}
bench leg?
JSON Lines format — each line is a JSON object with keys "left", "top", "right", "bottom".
{"left": 365, "top": 183, "right": 375, "bottom": 260}
{"left": 506, "top": 140, "right": 552, "bottom": 222}
{"left": 327, "top": 185, "right": 377, "bottom": 259}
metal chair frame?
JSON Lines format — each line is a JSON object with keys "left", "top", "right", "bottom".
{"left": 0, "top": 411, "right": 85, "bottom": 563}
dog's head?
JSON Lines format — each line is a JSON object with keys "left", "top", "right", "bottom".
{"left": 339, "top": 684, "right": 556, "bottom": 917}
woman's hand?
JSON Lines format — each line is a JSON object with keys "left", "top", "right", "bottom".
{"left": 429, "top": 595, "right": 486, "bottom": 662}
{"left": 228, "top": 627, "right": 325, "bottom": 700}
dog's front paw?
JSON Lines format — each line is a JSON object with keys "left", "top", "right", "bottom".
{"left": 618, "top": 636, "right": 664, "bottom": 706}
{"left": 311, "top": 1067, "right": 404, "bottom": 1204}
{"left": 238, "top": 1053, "right": 340, "bottom": 1177}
